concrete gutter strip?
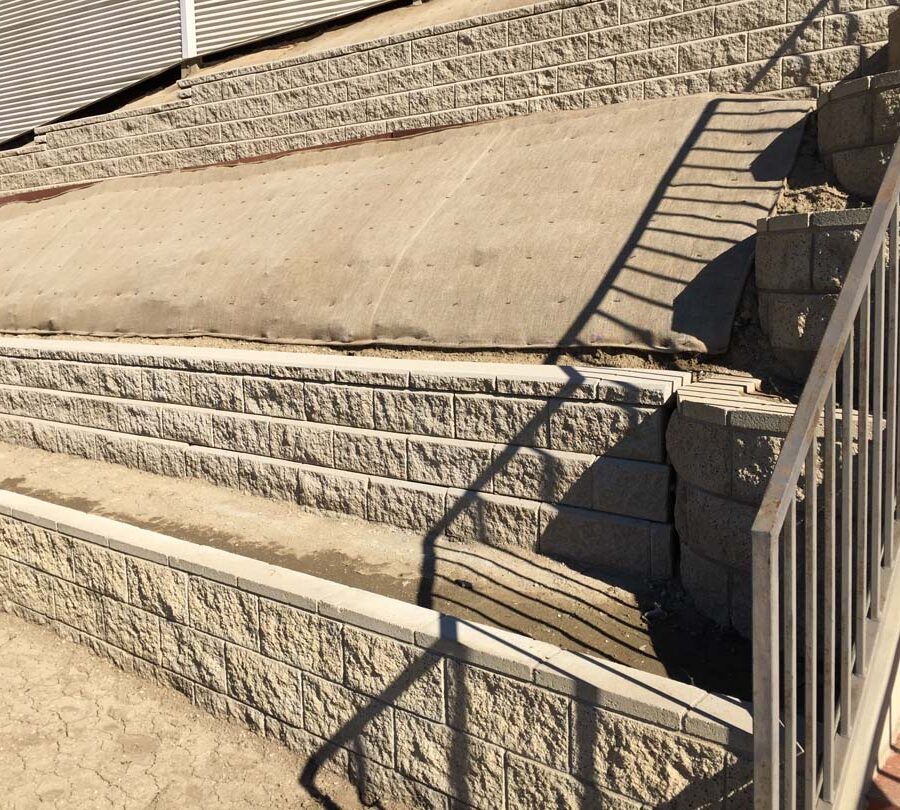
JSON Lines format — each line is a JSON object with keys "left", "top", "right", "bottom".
{"left": 0, "top": 487, "right": 751, "bottom": 754}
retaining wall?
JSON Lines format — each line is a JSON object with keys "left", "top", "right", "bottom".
{"left": 756, "top": 208, "right": 869, "bottom": 379}
{"left": 666, "top": 377, "right": 795, "bottom": 637}
{"left": 0, "top": 339, "right": 686, "bottom": 581}
{"left": 818, "top": 66, "right": 900, "bottom": 200}
{"left": 0, "top": 0, "right": 894, "bottom": 195}
{"left": 0, "top": 489, "right": 753, "bottom": 808}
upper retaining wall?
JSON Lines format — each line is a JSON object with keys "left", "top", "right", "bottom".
{"left": 666, "top": 377, "right": 795, "bottom": 637}
{"left": 0, "top": 339, "right": 687, "bottom": 582}
{"left": 756, "top": 208, "right": 869, "bottom": 379}
{"left": 818, "top": 66, "right": 900, "bottom": 200}
{"left": 0, "top": 489, "right": 752, "bottom": 808}
{"left": 0, "top": 0, "right": 892, "bottom": 194}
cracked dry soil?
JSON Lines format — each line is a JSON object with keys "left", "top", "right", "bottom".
{"left": 0, "top": 611, "right": 364, "bottom": 809}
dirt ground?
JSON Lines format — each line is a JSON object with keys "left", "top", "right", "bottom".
{"left": 0, "top": 611, "right": 363, "bottom": 809}
{"left": 776, "top": 113, "right": 866, "bottom": 216}
{"left": 0, "top": 443, "right": 751, "bottom": 700}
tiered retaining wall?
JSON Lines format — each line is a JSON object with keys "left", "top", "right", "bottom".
{"left": 756, "top": 208, "right": 869, "bottom": 378}
{"left": 0, "top": 0, "right": 893, "bottom": 194}
{"left": 0, "top": 339, "right": 686, "bottom": 581}
{"left": 666, "top": 377, "right": 795, "bottom": 637}
{"left": 0, "top": 489, "right": 753, "bottom": 808}
{"left": 818, "top": 66, "right": 900, "bottom": 200}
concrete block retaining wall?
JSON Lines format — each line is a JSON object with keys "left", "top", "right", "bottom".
{"left": 0, "top": 490, "right": 753, "bottom": 807}
{"left": 818, "top": 66, "right": 900, "bottom": 200}
{"left": 0, "top": 339, "right": 687, "bottom": 581}
{"left": 0, "top": 0, "right": 894, "bottom": 195}
{"left": 666, "top": 377, "right": 795, "bottom": 637}
{"left": 756, "top": 208, "right": 869, "bottom": 379}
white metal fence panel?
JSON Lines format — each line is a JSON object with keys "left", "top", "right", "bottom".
{"left": 0, "top": 0, "right": 183, "bottom": 143}
{"left": 193, "top": 0, "right": 392, "bottom": 57}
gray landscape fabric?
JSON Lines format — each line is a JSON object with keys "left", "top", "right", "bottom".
{"left": 0, "top": 93, "right": 809, "bottom": 353}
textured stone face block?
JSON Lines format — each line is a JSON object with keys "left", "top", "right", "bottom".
{"left": 303, "top": 675, "right": 395, "bottom": 767}
{"left": 755, "top": 229, "right": 812, "bottom": 293}
{"left": 506, "top": 754, "right": 603, "bottom": 810}
{"left": 446, "top": 660, "right": 569, "bottom": 769}
{"left": 160, "top": 622, "right": 227, "bottom": 691}
{"left": 665, "top": 411, "right": 731, "bottom": 496}
{"left": 259, "top": 599, "right": 343, "bottom": 681}
{"left": 407, "top": 436, "right": 493, "bottom": 490}
{"left": 368, "top": 478, "right": 445, "bottom": 532}
{"left": 54, "top": 578, "right": 105, "bottom": 635}
{"left": 298, "top": 467, "right": 367, "bottom": 518}
{"left": 211, "top": 412, "right": 271, "bottom": 455}
{"left": 343, "top": 626, "right": 445, "bottom": 722}
{"left": 69, "top": 540, "right": 127, "bottom": 600}
{"left": 305, "top": 384, "right": 373, "bottom": 429}
{"left": 549, "top": 402, "right": 665, "bottom": 462}
{"left": 572, "top": 704, "right": 728, "bottom": 804}
{"left": 493, "top": 445, "right": 594, "bottom": 508}
{"left": 395, "top": 710, "right": 505, "bottom": 808}
{"left": 103, "top": 598, "right": 161, "bottom": 662}
{"left": 238, "top": 456, "right": 301, "bottom": 502}
{"left": 334, "top": 429, "right": 406, "bottom": 478}
{"left": 374, "top": 390, "right": 453, "bottom": 437}
{"left": 20, "top": 524, "right": 73, "bottom": 580}
{"left": 454, "top": 395, "right": 548, "bottom": 446}
{"left": 126, "top": 557, "right": 188, "bottom": 623}
{"left": 269, "top": 420, "right": 333, "bottom": 467}
{"left": 7, "top": 560, "right": 55, "bottom": 615}
{"left": 188, "top": 576, "right": 259, "bottom": 648}
{"left": 445, "top": 490, "right": 539, "bottom": 550}
{"left": 226, "top": 644, "right": 303, "bottom": 727}
{"left": 539, "top": 504, "right": 651, "bottom": 577}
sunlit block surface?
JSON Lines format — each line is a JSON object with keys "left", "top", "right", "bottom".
{"left": 0, "top": 94, "right": 808, "bottom": 353}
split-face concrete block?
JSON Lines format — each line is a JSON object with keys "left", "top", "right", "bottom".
{"left": 226, "top": 644, "right": 303, "bottom": 727}
{"left": 343, "top": 625, "right": 445, "bottom": 722}
{"left": 446, "top": 659, "right": 569, "bottom": 770}
{"left": 259, "top": 598, "right": 343, "bottom": 681}
{"left": 188, "top": 575, "right": 259, "bottom": 648}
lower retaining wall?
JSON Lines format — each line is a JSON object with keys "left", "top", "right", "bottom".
{"left": 0, "top": 339, "right": 685, "bottom": 582}
{"left": 756, "top": 208, "right": 869, "bottom": 379}
{"left": 0, "top": 489, "right": 752, "bottom": 808}
{"left": 666, "top": 378, "right": 795, "bottom": 637}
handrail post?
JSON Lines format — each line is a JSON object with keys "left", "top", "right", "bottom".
{"left": 753, "top": 523, "right": 780, "bottom": 810}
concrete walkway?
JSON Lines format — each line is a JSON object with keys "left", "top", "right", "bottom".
{"left": 0, "top": 442, "right": 751, "bottom": 698}
{"left": 0, "top": 611, "right": 363, "bottom": 809}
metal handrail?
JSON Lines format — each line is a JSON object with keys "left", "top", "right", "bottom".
{"left": 752, "top": 139, "right": 900, "bottom": 809}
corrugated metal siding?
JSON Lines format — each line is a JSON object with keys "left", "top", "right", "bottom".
{"left": 0, "top": 0, "right": 397, "bottom": 145}
{"left": 0, "top": 0, "right": 182, "bottom": 143}
{"left": 193, "top": 0, "right": 392, "bottom": 57}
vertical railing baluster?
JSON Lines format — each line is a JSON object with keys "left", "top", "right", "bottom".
{"left": 840, "top": 338, "right": 854, "bottom": 734}
{"left": 822, "top": 385, "right": 837, "bottom": 800}
{"left": 753, "top": 521, "right": 781, "bottom": 810}
{"left": 804, "top": 441, "right": 819, "bottom": 810}
{"left": 784, "top": 500, "right": 798, "bottom": 810}
{"left": 856, "top": 285, "right": 871, "bottom": 673}
{"left": 886, "top": 207, "right": 899, "bottom": 566}
{"left": 873, "top": 245, "right": 885, "bottom": 620}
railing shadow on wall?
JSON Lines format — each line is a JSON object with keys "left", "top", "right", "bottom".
{"left": 291, "top": 92, "right": 803, "bottom": 807}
